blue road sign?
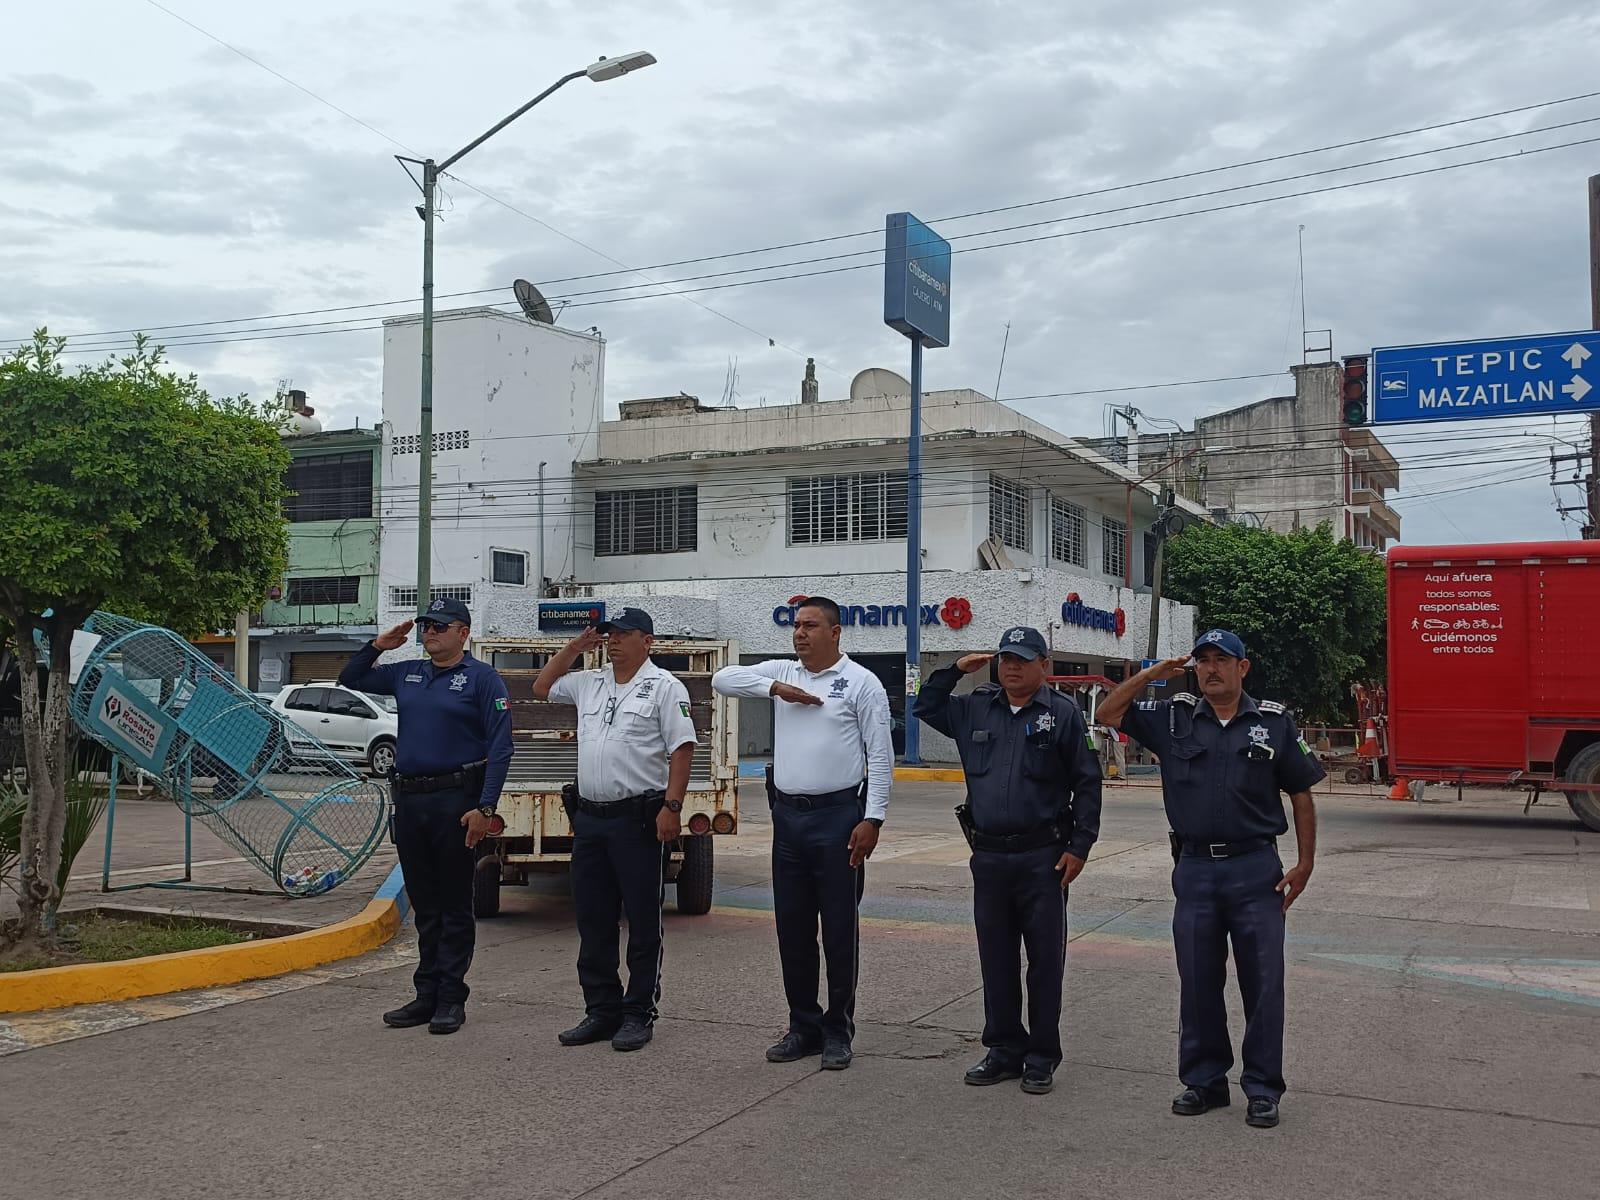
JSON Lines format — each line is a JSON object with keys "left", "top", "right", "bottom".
{"left": 1371, "top": 330, "right": 1600, "bottom": 424}
{"left": 883, "top": 213, "right": 951, "bottom": 349}
{"left": 1139, "top": 658, "right": 1168, "bottom": 687}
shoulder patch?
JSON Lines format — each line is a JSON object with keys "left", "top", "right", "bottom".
{"left": 1259, "top": 700, "right": 1286, "bottom": 714}
{"left": 1136, "top": 700, "right": 1159, "bottom": 711}
{"left": 1172, "top": 692, "right": 1198, "bottom": 705}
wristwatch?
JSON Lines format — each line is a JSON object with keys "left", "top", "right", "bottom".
{"left": 477, "top": 805, "right": 497, "bottom": 819}
{"left": 866, "top": 817, "right": 884, "bottom": 829}
{"left": 665, "top": 799, "right": 683, "bottom": 813}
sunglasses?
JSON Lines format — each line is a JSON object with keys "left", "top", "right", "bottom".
{"left": 418, "top": 620, "right": 462, "bottom": 633}
{"left": 603, "top": 697, "right": 619, "bottom": 725}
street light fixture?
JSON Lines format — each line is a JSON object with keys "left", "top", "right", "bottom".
{"left": 399, "top": 52, "right": 656, "bottom": 615}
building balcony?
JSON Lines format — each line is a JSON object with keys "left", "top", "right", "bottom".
{"left": 1346, "top": 427, "right": 1401, "bottom": 491}
{"left": 1348, "top": 495, "right": 1402, "bottom": 541}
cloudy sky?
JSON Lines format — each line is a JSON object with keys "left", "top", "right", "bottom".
{"left": 6, "top": 0, "right": 1600, "bottom": 545}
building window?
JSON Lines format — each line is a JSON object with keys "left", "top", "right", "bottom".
{"left": 1049, "top": 497, "right": 1086, "bottom": 567}
{"left": 595, "top": 486, "right": 697, "bottom": 556}
{"left": 285, "top": 576, "right": 359, "bottom": 606}
{"left": 1144, "top": 531, "right": 1159, "bottom": 587}
{"left": 1102, "top": 515, "right": 1128, "bottom": 579}
{"left": 492, "top": 549, "right": 528, "bottom": 586}
{"left": 388, "top": 584, "right": 472, "bottom": 609}
{"left": 989, "top": 475, "right": 1030, "bottom": 552}
{"left": 283, "top": 452, "right": 373, "bottom": 522}
{"left": 789, "top": 471, "right": 908, "bottom": 545}
{"left": 390, "top": 430, "right": 470, "bottom": 455}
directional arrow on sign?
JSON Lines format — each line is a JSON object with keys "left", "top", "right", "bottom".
{"left": 1563, "top": 343, "right": 1593, "bottom": 369}
{"left": 1563, "top": 376, "right": 1593, "bottom": 403}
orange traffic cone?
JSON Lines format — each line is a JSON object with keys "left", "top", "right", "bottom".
{"left": 1388, "top": 778, "right": 1411, "bottom": 801}
{"left": 1358, "top": 720, "right": 1381, "bottom": 759}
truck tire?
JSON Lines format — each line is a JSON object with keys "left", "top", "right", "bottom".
{"left": 675, "top": 834, "right": 714, "bottom": 915}
{"left": 1562, "top": 742, "right": 1600, "bottom": 833}
{"left": 472, "top": 841, "right": 502, "bottom": 918}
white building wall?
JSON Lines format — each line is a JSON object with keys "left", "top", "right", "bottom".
{"left": 378, "top": 308, "right": 604, "bottom": 636}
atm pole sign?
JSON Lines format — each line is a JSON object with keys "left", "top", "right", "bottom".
{"left": 883, "top": 213, "right": 951, "bottom": 349}
{"left": 1371, "top": 330, "right": 1600, "bottom": 424}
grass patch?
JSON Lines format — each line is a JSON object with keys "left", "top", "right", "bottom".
{"left": 0, "top": 914, "right": 255, "bottom": 972}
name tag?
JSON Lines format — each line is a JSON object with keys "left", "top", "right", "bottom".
{"left": 404, "top": 674, "right": 424, "bottom": 683}
{"left": 972, "top": 730, "right": 990, "bottom": 744}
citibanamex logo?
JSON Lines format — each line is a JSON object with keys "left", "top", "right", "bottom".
{"left": 939, "top": 597, "right": 973, "bottom": 630}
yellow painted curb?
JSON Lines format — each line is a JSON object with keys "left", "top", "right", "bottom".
{"left": 0, "top": 896, "right": 402, "bottom": 1015}
{"left": 893, "top": 767, "right": 966, "bottom": 783}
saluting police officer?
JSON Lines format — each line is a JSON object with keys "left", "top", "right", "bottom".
{"left": 913, "top": 626, "right": 1101, "bottom": 1096}
{"left": 1097, "top": 629, "right": 1322, "bottom": 1129}
{"left": 532, "top": 607, "right": 697, "bottom": 1053}
{"left": 711, "top": 596, "right": 893, "bottom": 1071}
{"left": 339, "top": 597, "right": 513, "bottom": 1035}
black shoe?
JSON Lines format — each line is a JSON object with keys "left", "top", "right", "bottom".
{"left": 611, "top": 1017, "right": 653, "bottom": 1052}
{"left": 1172, "top": 1086, "right": 1230, "bottom": 1115}
{"left": 558, "top": 1014, "right": 621, "bottom": 1046}
{"left": 964, "top": 1054, "right": 1024, "bottom": 1086}
{"left": 382, "top": 997, "right": 435, "bottom": 1028}
{"left": 428, "top": 1002, "right": 466, "bottom": 1035}
{"left": 766, "top": 1031, "right": 824, "bottom": 1063}
{"left": 820, "top": 1039, "right": 853, "bottom": 1071}
{"left": 1021, "top": 1066, "right": 1054, "bottom": 1095}
{"left": 1246, "top": 1097, "right": 1280, "bottom": 1128}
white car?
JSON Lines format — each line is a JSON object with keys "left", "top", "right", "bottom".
{"left": 269, "top": 682, "right": 399, "bottom": 777}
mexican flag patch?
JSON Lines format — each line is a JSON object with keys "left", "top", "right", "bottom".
{"left": 494, "top": 697, "right": 508, "bottom": 712}
{"left": 679, "top": 701, "right": 691, "bottom": 717}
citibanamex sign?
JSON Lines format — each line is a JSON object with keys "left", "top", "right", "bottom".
{"left": 1061, "top": 592, "right": 1126, "bottom": 638}
{"left": 774, "top": 595, "right": 973, "bottom": 630}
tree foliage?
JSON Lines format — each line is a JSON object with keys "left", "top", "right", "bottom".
{"left": 1163, "top": 521, "right": 1386, "bottom": 722}
{"left": 0, "top": 332, "right": 289, "bottom": 952}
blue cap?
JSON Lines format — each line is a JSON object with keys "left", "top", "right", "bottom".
{"left": 598, "top": 606, "right": 654, "bottom": 635}
{"left": 1191, "top": 628, "right": 1246, "bottom": 659}
{"left": 996, "top": 625, "right": 1048, "bottom": 661}
{"left": 418, "top": 597, "right": 471, "bottom": 627}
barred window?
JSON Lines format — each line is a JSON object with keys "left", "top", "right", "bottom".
{"left": 1049, "top": 496, "right": 1086, "bottom": 567}
{"left": 390, "top": 430, "right": 470, "bottom": 455}
{"left": 989, "top": 474, "right": 1030, "bottom": 552}
{"left": 283, "top": 452, "right": 373, "bottom": 522}
{"left": 1102, "top": 515, "right": 1128, "bottom": 579}
{"left": 285, "top": 576, "right": 359, "bottom": 606}
{"left": 789, "top": 472, "right": 908, "bottom": 545}
{"left": 595, "top": 486, "right": 697, "bottom": 556}
{"left": 388, "top": 584, "right": 472, "bottom": 609}
{"left": 492, "top": 550, "right": 527, "bottom": 586}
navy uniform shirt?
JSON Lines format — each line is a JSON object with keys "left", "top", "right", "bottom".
{"left": 913, "top": 666, "right": 1102, "bottom": 859}
{"left": 1121, "top": 692, "right": 1325, "bottom": 843}
{"left": 339, "top": 644, "right": 515, "bottom": 808}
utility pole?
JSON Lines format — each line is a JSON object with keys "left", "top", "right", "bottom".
{"left": 1587, "top": 173, "right": 1599, "bottom": 539}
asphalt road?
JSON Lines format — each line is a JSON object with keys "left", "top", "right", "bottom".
{"left": 3, "top": 780, "right": 1598, "bottom": 1200}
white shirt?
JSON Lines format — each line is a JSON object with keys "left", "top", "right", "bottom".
{"left": 711, "top": 653, "right": 894, "bottom": 821}
{"left": 548, "top": 659, "right": 698, "bottom": 804}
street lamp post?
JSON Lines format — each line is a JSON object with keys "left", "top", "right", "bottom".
{"left": 1123, "top": 444, "right": 1218, "bottom": 659}
{"left": 401, "top": 52, "right": 656, "bottom": 614}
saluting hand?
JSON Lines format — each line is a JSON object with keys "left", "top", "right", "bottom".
{"left": 373, "top": 620, "right": 414, "bottom": 651}
{"left": 1055, "top": 852, "right": 1086, "bottom": 889}
{"left": 568, "top": 626, "right": 604, "bottom": 655}
{"left": 770, "top": 682, "right": 823, "bottom": 706}
{"left": 955, "top": 653, "right": 994, "bottom": 674}
{"left": 1146, "top": 655, "right": 1192, "bottom": 682}
{"left": 847, "top": 820, "right": 879, "bottom": 867}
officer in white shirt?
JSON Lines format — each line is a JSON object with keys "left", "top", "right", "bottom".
{"left": 533, "top": 607, "right": 697, "bottom": 1053}
{"left": 711, "top": 595, "right": 894, "bottom": 1071}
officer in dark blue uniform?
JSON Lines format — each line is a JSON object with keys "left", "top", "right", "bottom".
{"left": 1098, "top": 629, "right": 1322, "bottom": 1129}
{"left": 339, "top": 597, "right": 514, "bottom": 1035}
{"left": 913, "top": 626, "right": 1101, "bottom": 1096}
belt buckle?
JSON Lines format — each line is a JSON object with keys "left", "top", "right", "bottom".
{"left": 1208, "top": 842, "right": 1227, "bottom": 859}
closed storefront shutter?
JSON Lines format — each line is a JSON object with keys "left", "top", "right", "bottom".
{"left": 290, "top": 651, "right": 353, "bottom": 684}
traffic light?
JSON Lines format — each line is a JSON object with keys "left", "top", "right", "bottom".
{"left": 1341, "top": 354, "right": 1369, "bottom": 425}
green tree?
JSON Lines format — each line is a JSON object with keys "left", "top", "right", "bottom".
{"left": 1163, "top": 521, "right": 1386, "bottom": 721}
{"left": 0, "top": 332, "right": 289, "bottom": 955}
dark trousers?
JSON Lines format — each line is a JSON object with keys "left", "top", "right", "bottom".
{"left": 970, "top": 844, "right": 1067, "bottom": 1072}
{"left": 570, "top": 806, "right": 666, "bottom": 1023}
{"left": 1172, "top": 847, "right": 1287, "bottom": 1100}
{"left": 770, "top": 798, "right": 865, "bottom": 1043}
{"left": 393, "top": 784, "right": 477, "bottom": 1005}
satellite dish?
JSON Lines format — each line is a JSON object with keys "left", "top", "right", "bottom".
{"left": 849, "top": 367, "right": 911, "bottom": 403}
{"left": 513, "top": 278, "right": 556, "bottom": 324}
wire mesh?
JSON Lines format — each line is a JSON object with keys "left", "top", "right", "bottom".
{"left": 65, "top": 612, "right": 389, "bottom": 896}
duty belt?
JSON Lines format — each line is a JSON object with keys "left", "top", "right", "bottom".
{"left": 391, "top": 759, "right": 487, "bottom": 793}
{"left": 1173, "top": 835, "right": 1277, "bottom": 859}
{"left": 764, "top": 766, "right": 864, "bottom": 811}
{"left": 955, "top": 804, "right": 1063, "bottom": 853}
{"left": 561, "top": 783, "right": 665, "bottom": 819}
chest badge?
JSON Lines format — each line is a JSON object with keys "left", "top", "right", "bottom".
{"left": 830, "top": 678, "right": 849, "bottom": 696}
{"left": 1248, "top": 724, "right": 1271, "bottom": 746}
{"left": 449, "top": 672, "right": 468, "bottom": 692}
{"left": 638, "top": 679, "right": 655, "bottom": 698}
{"left": 1035, "top": 712, "right": 1055, "bottom": 732}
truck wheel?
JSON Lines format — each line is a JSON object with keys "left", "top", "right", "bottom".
{"left": 1343, "top": 767, "right": 1364, "bottom": 785}
{"left": 472, "top": 841, "right": 502, "bottom": 918}
{"left": 1562, "top": 742, "right": 1600, "bottom": 833}
{"left": 675, "top": 834, "right": 714, "bottom": 915}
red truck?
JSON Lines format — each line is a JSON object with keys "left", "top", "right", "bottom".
{"left": 1385, "top": 540, "right": 1600, "bottom": 832}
